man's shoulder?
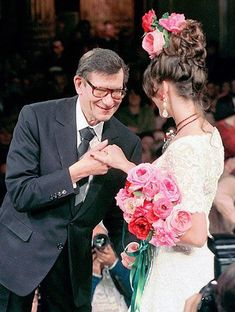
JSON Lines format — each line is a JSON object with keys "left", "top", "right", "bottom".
{"left": 25, "top": 96, "right": 77, "bottom": 111}
{"left": 19, "top": 96, "right": 77, "bottom": 120}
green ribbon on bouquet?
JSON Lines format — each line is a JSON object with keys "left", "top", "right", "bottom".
{"left": 130, "top": 240, "right": 153, "bottom": 312}
{"left": 123, "top": 231, "right": 155, "bottom": 312}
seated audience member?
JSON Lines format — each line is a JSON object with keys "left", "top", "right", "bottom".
{"left": 211, "top": 158, "right": 235, "bottom": 234}
{"left": 92, "top": 223, "right": 132, "bottom": 312}
{"left": 214, "top": 92, "right": 235, "bottom": 160}
{"left": 96, "top": 21, "right": 119, "bottom": 52}
{"left": 184, "top": 262, "right": 235, "bottom": 312}
{"left": 210, "top": 96, "right": 235, "bottom": 234}
{"left": 139, "top": 131, "right": 161, "bottom": 163}
{"left": 205, "top": 81, "right": 219, "bottom": 125}
{"left": 43, "top": 38, "right": 70, "bottom": 76}
{"left": 115, "top": 86, "right": 155, "bottom": 135}
{"left": 152, "top": 129, "right": 165, "bottom": 158}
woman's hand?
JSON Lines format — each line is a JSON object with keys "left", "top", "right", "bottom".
{"left": 90, "top": 144, "right": 135, "bottom": 173}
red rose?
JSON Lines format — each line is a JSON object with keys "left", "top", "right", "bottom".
{"left": 128, "top": 216, "right": 152, "bottom": 240}
{"left": 142, "top": 9, "right": 156, "bottom": 33}
{"left": 145, "top": 208, "right": 159, "bottom": 224}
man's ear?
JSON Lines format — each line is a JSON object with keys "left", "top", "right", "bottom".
{"left": 74, "top": 75, "right": 83, "bottom": 95}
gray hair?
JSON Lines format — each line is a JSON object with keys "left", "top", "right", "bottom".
{"left": 76, "top": 48, "right": 129, "bottom": 84}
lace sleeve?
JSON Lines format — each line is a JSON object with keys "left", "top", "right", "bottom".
{"left": 164, "top": 140, "right": 207, "bottom": 214}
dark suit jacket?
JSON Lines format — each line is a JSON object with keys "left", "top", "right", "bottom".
{"left": 0, "top": 96, "right": 141, "bottom": 305}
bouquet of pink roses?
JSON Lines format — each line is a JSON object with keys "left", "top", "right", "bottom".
{"left": 116, "top": 163, "right": 192, "bottom": 312}
{"left": 116, "top": 163, "right": 192, "bottom": 247}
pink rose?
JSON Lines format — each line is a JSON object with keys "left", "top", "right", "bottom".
{"left": 160, "top": 174, "right": 181, "bottom": 203}
{"left": 123, "top": 212, "right": 133, "bottom": 223}
{"left": 115, "top": 188, "right": 129, "bottom": 211}
{"left": 142, "top": 9, "right": 156, "bottom": 33}
{"left": 145, "top": 207, "right": 160, "bottom": 224}
{"left": 142, "top": 29, "right": 165, "bottom": 57}
{"left": 126, "top": 242, "right": 140, "bottom": 253}
{"left": 123, "top": 196, "right": 144, "bottom": 214}
{"left": 159, "top": 13, "right": 186, "bottom": 34}
{"left": 128, "top": 216, "right": 152, "bottom": 240}
{"left": 133, "top": 200, "right": 153, "bottom": 218}
{"left": 142, "top": 180, "right": 161, "bottom": 200}
{"left": 166, "top": 208, "right": 192, "bottom": 236}
{"left": 127, "top": 163, "right": 155, "bottom": 190}
{"left": 150, "top": 219, "right": 178, "bottom": 246}
{"left": 153, "top": 194, "right": 173, "bottom": 219}
{"left": 121, "top": 242, "right": 139, "bottom": 269}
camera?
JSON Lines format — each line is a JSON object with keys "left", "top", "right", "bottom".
{"left": 92, "top": 233, "right": 110, "bottom": 250}
{"left": 208, "top": 234, "right": 235, "bottom": 279}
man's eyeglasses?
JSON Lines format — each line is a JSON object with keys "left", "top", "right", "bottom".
{"left": 85, "top": 79, "right": 127, "bottom": 100}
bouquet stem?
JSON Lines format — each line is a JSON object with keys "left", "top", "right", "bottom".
{"left": 129, "top": 241, "right": 155, "bottom": 312}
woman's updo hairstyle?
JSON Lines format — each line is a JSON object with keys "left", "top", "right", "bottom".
{"left": 143, "top": 19, "right": 208, "bottom": 110}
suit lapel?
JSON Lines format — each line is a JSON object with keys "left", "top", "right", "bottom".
{"left": 55, "top": 97, "right": 78, "bottom": 168}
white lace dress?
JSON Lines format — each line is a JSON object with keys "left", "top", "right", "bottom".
{"left": 139, "top": 128, "right": 224, "bottom": 312}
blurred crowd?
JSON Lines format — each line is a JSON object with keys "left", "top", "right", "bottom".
{"left": 0, "top": 18, "right": 235, "bottom": 312}
{"left": 1, "top": 18, "right": 235, "bottom": 229}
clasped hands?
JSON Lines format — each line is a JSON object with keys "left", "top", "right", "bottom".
{"left": 69, "top": 139, "right": 135, "bottom": 183}
{"left": 69, "top": 140, "right": 110, "bottom": 184}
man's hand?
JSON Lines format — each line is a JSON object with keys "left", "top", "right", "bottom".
{"left": 183, "top": 293, "right": 202, "bottom": 312}
{"left": 92, "top": 252, "right": 103, "bottom": 276}
{"left": 69, "top": 140, "right": 110, "bottom": 183}
{"left": 93, "top": 244, "right": 117, "bottom": 268}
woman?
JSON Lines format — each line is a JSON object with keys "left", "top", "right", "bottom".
{"left": 91, "top": 13, "right": 224, "bottom": 311}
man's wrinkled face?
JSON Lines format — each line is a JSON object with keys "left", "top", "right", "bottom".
{"left": 74, "top": 69, "right": 125, "bottom": 126}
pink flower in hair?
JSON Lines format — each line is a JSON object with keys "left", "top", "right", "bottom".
{"left": 159, "top": 13, "right": 186, "bottom": 34}
{"left": 142, "top": 29, "right": 165, "bottom": 58}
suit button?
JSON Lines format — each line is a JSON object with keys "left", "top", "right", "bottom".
{"left": 57, "top": 243, "right": 64, "bottom": 250}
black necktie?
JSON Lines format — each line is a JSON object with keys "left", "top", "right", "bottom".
{"left": 74, "top": 127, "right": 95, "bottom": 208}
{"left": 78, "top": 127, "right": 96, "bottom": 158}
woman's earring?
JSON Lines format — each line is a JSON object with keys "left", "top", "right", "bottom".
{"left": 162, "top": 97, "right": 168, "bottom": 118}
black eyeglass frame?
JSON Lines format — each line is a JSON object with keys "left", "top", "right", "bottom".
{"left": 84, "top": 78, "right": 127, "bottom": 100}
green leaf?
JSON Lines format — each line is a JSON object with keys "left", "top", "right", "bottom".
{"left": 161, "top": 12, "right": 169, "bottom": 19}
{"left": 133, "top": 191, "right": 143, "bottom": 197}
